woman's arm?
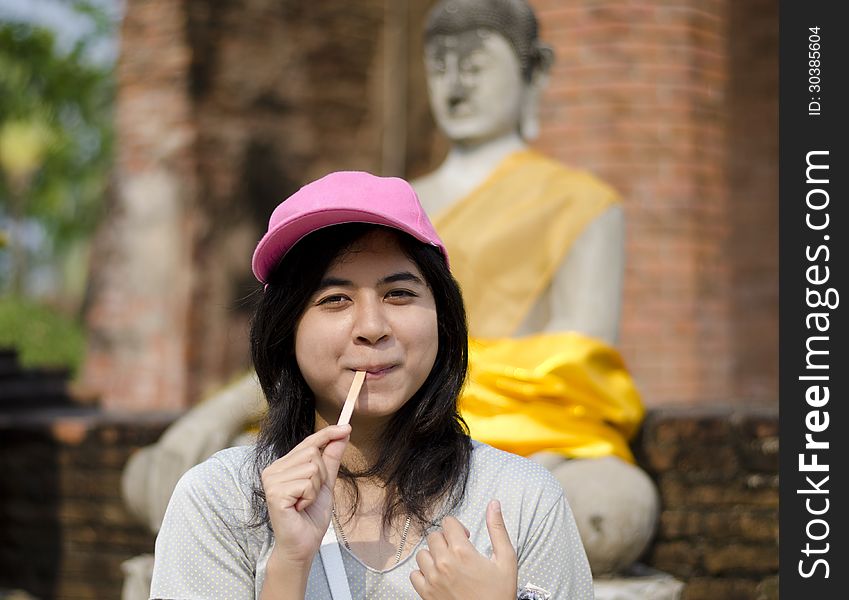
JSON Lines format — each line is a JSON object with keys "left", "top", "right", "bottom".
{"left": 259, "top": 552, "right": 311, "bottom": 600}
{"left": 258, "top": 424, "right": 350, "bottom": 599}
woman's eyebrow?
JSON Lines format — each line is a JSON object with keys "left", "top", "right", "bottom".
{"left": 316, "top": 272, "right": 424, "bottom": 290}
{"left": 379, "top": 272, "right": 425, "bottom": 286}
{"left": 316, "top": 276, "right": 353, "bottom": 290}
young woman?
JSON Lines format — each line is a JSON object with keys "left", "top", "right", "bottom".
{"left": 149, "top": 171, "right": 593, "bottom": 599}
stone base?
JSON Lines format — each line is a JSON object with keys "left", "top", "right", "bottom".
{"left": 594, "top": 565, "right": 684, "bottom": 600}
{"left": 121, "top": 554, "right": 155, "bottom": 600}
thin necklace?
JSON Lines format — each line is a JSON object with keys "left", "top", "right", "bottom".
{"left": 331, "top": 505, "right": 413, "bottom": 565}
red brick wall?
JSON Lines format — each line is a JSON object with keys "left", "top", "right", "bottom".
{"left": 0, "top": 411, "right": 170, "bottom": 599}
{"left": 637, "top": 406, "right": 778, "bottom": 599}
{"left": 82, "top": 0, "right": 199, "bottom": 411}
{"left": 726, "top": 0, "right": 778, "bottom": 405}
{"left": 529, "top": 0, "right": 737, "bottom": 405}
{"left": 182, "top": 0, "right": 386, "bottom": 404}
{"left": 83, "top": 0, "right": 387, "bottom": 410}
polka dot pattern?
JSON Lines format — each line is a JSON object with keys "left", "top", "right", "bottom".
{"left": 150, "top": 441, "right": 594, "bottom": 599}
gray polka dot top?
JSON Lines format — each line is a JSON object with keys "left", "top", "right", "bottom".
{"left": 150, "top": 441, "right": 594, "bottom": 599}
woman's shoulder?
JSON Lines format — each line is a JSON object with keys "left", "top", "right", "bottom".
{"left": 468, "top": 441, "right": 564, "bottom": 505}
{"left": 469, "top": 440, "right": 558, "bottom": 479}
{"left": 173, "top": 445, "right": 256, "bottom": 505}
{"left": 183, "top": 444, "right": 254, "bottom": 476}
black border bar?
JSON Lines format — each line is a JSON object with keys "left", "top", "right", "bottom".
{"left": 779, "top": 2, "right": 848, "bottom": 596}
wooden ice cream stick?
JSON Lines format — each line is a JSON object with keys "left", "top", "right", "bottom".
{"left": 337, "top": 370, "right": 366, "bottom": 426}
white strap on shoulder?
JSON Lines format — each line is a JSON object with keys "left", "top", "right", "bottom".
{"left": 320, "top": 522, "right": 353, "bottom": 600}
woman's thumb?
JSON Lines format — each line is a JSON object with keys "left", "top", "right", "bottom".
{"left": 321, "top": 435, "right": 349, "bottom": 487}
{"left": 486, "top": 500, "right": 516, "bottom": 565}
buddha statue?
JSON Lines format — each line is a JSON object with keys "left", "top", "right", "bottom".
{"left": 412, "top": 0, "right": 659, "bottom": 576}
{"left": 119, "top": 1, "right": 659, "bottom": 594}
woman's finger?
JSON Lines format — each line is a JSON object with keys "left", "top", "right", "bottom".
{"left": 320, "top": 436, "right": 349, "bottom": 489}
{"left": 409, "top": 569, "right": 430, "bottom": 598}
{"left": 414, "top": 548, "right": 436, "bottom": 575}
{"left": 425, "top": 528, "right": 449, "bottom": 557}
{"left": 263, "top": 444, "right": 323, "bottom": 478}
{"left": 264, "top": 477, "right": 320, "bottom": 512}
{"left": 264, "top": 457, "right": 322, "bottom": 484}
{"left": 290, "top": 424, "right": 351, "bottom": 454}
{"left": 441, "top": 516, "right": 472, "bottom": 548}
{"left": 485, "top": 500, "right": 517, "bottom": 565}
{"left": 292, "top": 464, "right": 324, "bottom": 511}
{"left": 264, "top": 428, "right": 348, "bottom": 494}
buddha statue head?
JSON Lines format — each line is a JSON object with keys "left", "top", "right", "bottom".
{"left": 424, "top": 0, "right": 554, "bottom": 145}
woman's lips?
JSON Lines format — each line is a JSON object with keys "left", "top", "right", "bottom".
{"left": 354, "top": 365, "right": 397, "bottom": 379}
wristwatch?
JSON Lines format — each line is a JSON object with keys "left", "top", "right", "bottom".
{"left": 517, "top": 583, "right": 552, "bottom": 600}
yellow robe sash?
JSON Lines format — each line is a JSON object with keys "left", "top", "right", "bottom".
{"left": 462, "top": 334, "right": 643, "bottom": 463}
{"left": 433, "top": 150, "right": 644, "bottom": 462}
{"left": 433, "top": 149, "right": 620, "bottom": 338}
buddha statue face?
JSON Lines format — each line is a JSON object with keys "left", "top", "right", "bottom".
{"left": 425, "top": 29, "right": 525, "bottom": 146}
{"left": 423, "top": 0, "right": 553, "bottom": 145}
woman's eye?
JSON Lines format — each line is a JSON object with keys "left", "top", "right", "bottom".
{"left": 386, "top": 289, "right": 417, "bottom": 301}
{"left": 317, "top": 294, "right": 349, "bottom": 306}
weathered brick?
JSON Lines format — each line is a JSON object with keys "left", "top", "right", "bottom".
{"left": 755, "top": 575, "right": 779, "bottom": 600}
{"left": 738, "top": 510, "right": 779, "bottom": 543}
{"left": 702, "top": 543, "right": 779, "bottom": 576}
{"left": 659, "top": 507, "right": 778, "bottom": 544}
{"left": 683, "top": 577, "right": 758, "bottom": 600}
{"left": 645, "top": 541, "right": 702, "bottom": 578}
{"left": 659, "top": 475, "right": 778, "bottom": 508}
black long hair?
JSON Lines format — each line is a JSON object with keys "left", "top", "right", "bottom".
{"left": 249, "top": 223, "right": 471, "bottom": 532}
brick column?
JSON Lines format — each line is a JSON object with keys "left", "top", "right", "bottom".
{"left": 82, "top": 0, "right": 198, "bottom": 411}
{"left": 82, "top": 0, "right": 388, "bottom": 411}
{"left": 530, "top": 0, "right": 733, "bottom": 405}
{"left": 726, "top": 0, "right": 778, "bottom": 405}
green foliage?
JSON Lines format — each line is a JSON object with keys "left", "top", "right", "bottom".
{"left": 0, "top": 5, "right": 115, "bottom": 292}
{"left": 0, "top": 295, "right": 86, "bottom": 374}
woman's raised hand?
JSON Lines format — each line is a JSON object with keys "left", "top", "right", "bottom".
{"left": 261, "top": 424, "right": 351, "bottom": 568}
{"left": 410, "top": 500, "right": 519, "bottom": 600}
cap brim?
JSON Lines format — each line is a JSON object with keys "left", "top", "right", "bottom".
{"left": 251, "top": 208, "right": 442, "bottom": 283}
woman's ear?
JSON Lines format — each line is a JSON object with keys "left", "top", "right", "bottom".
{"left": 519, "top": 45, "right": 554, "bottom": 141}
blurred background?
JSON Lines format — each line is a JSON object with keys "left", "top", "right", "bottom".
{"left": 1, "top": 0, "right": 778, "bottom": 598}
{"left": 1, "top": 0, "right": 117, "bottom": 380}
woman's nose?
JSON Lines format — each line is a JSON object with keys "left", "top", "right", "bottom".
{"left": 352, "top": 298, "right": 391, "bottom": 345}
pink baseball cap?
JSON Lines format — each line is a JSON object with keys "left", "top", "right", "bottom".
{"left": 252, "top": 171, "right": 449, "bottom": 283}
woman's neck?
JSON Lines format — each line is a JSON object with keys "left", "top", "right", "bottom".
{"left": 314, "top": 411, "right": 385, "bottom": 474}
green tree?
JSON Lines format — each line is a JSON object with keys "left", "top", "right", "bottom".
{"left": 0, "top": 4, "right": 115, "bottom": 299}
{"left": 0, "top": 3, "right": 115, "bottom": 373}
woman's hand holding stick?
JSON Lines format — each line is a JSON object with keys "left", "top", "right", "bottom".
{"left": 260, "top": 372, "right": 365, "bottom": 599}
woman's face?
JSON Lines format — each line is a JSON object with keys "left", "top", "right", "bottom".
{"left": 425, "top": 29, "right": 525, "bottom": 145}
{"left": 295, "top": 230, "right": 439, "bottom": 425}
